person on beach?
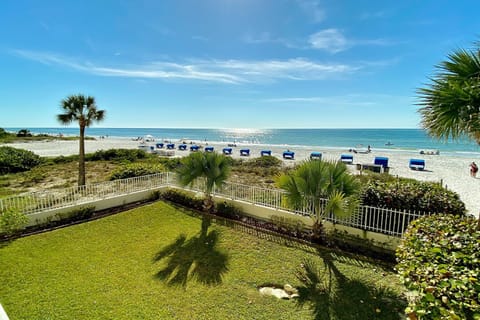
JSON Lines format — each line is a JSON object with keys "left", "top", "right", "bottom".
{"left": 470, "top": 161, "right": 478, "bottom": 177}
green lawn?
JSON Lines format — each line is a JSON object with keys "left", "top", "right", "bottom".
{"left": 0, "top": 201, "right": 405, "bottom": 319}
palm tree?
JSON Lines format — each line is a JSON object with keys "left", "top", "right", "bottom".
{"left": 418, "top": 41, "right": 480, "bottom": 230}
{"left": 177, "top": 152, "right": 231, "bottom": 212}
{"left": 418, "top": 41, "right": 480, "bottom": 143}
{"left": 277, "top": 160, "right": 360, "bottom": 241}
{"left": 57, "top": 94, "right": 105, "bottom": 186}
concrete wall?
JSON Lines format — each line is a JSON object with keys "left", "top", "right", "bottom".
{"left": 215, "top": 195, "right": 399, "bottom": 252}
{"left": 25, "top": 187, "right": 400, "bottom": 252}
{"left": 27, "top": 188, "right": 162, "bottom": 227}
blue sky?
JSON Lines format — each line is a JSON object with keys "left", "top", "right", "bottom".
{"left": 1, "top": 0, "right": 478, "bottom": 129}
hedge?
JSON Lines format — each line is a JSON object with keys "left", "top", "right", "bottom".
{"left": 396, "top": 215, "right": 480, "bottom": 319}
{"left": 361, "top": 180, "right": 465, "bottom": 215}
{"left": 109, "top": 163, "right": 165, "bottom": 180}
{"left": 0, "top": 146, "right": 42, "bottom": 174}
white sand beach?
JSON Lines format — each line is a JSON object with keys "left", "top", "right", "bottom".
{"left": 6, "top": 137, "right": 479, "bottom": 217}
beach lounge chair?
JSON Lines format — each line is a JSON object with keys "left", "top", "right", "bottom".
{"left": 261, "top": 150, "right": 271, "bottom": 156}
{"left": 190, "top": 145, "right": 200, "bottom": 152}
{"left": 310, "top": 152, "right": 322, "bottom": 160}
{"left": 178, "top": 144, "right": 187, "bottom": 151}
{"left": 409, "top": 159, "right": 425, "bottom": 170}
{"left": 374, "top": 157, "right": 389, "bottom": 169}
{"left": 205, "top": 146, "right": 214, "bottom": 153}
{"left": 240, "top": 149, "right": 250, "bottom": 156}
{"left": 222, "top": 147, "right": 232, "bottom": 155}
{"left": 156, "top": 143, "right": 164, "bottom": 149}
{"left": 340, "top": 154, "right": 353, "bottom": 164}
{"left": 283, "top": 151, "right": 295, "bottom": 159}
{"left": 166, "top": 143, "right": 175, "bottom": 150}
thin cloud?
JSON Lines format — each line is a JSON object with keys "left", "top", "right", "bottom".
{"left": 243, "top": 32, "right": 303, "bottom": 49}
{"left": 309, "top": 29, "right": 399, "bottom": 53}
{"left": 264, "top": 93, "right": 412, "bottom": 108}
{"left": 11, "top": 49, "right": 358, "bottom": 84}
{"left": 309, "top": 29, "right": 349, "bottom": 53}
{"left": 297, "top": 0, "right": 325, "bottom": 23}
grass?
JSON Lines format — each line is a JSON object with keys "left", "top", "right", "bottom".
{"left": 0, "top": 201, "right": 405, "bottom": 319}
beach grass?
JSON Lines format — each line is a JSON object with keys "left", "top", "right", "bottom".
{"left": 0, "top": 201, "right": 405, "bottom": 319}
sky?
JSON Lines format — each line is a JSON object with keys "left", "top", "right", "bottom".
{"left": 0, "top": 0, "right": 479, "bottom": 129}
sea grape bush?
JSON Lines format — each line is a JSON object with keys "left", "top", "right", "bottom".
{"left": 361, "top": 180, "right": 465, "bottom": 215}
{"left": 161, "top": 189, "right": 204, "bottom": 211}
{"left": 86, "top": 148, "right": 147, "bottom": 162}
{"left": 396, "top": 215, "right": 480, "bottom": 320}
{"left": 109, "top": 163, "right": 165, "bottom": 180}
{"left": 0, "top": 208, "right": 28, "bottom": 236}
{"left": 0, "top": 146, "right": 42, "bottom": 174}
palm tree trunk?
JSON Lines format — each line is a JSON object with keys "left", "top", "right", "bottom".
{"left": 78, "top": 125, "right": 86, "bottom": 186}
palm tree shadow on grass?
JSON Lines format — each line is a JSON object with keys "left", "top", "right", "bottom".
{"left": 152, "top": 216, "right": 229, "bottom": 287}
{"left": 296, "top": 250, "right": 405, "bottom": 320}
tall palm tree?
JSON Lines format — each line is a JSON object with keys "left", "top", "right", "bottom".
{"left": 57, "top": 94, "right": 105, "bottom": 186}
{"left": 418, "top": 42, "right": 480, "bottom": 143}
{"left": 177, "top": 152, "right": 231, "bottom": 212}
{"left": 277, "top": 160, "right": 360, "bottom": 240}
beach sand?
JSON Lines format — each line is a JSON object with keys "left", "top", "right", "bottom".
{"left": 6, "top": 137, "right": 479, "bottom": 217}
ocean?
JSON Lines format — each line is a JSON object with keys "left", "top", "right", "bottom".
{"left": 6, "top": 127, "right": 480, "bottom": 157}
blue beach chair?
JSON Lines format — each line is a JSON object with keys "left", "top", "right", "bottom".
{"left": 178, "top": 144, "right": 187, "bottom": 151}
{"left": 166, "top": 143, "right": 175, "bottom": 150}
{"left": 409, "top": 159, "right": 425, "bottom": 170}
{"left": 205, "top": 146, "right": 214, "bottom": 153}
{"left": 240, "top": 149, "right": 250, "bottom": 156}
{"left": 190, "top": 145, "right": 200, "bottom": 152}
{"left": 222, "top": 148, "right": 232, "bottom": 155}
{"left": 283, "top": 151, "right": 295, "bottom": 159}
{"left": 261, "top": 150, "right": 271, "bottom": 156}
{"left": 310, "top": 152, "right": 322, "bottom": 160}
{"left": 340, "top": 154, "right": 353, "bottom": 164}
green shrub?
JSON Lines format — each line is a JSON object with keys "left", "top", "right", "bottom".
{"left": 85, "top": 148, "right": 147, "bottom": 162}
{"left": 156, "top": 157, "right": 182, "bottom": 170}
{"left": 0, "top": 128, "right": 8, "bottom": 138}
{"left": 161, "top": 189, "right": 204, "bottom": 211}
{"left": 361, "top": 180, "right": 465, "bottom": 215}
{"left": 250, "top": 155, "right": 282, "bottom": 168}
{"left": 216, "top": 201, "right": 242, "bottom": 219}
{"left": 50, "top": 155, "right": 79, "bottom": 164}
{"left": 55, "top": 206, "right": 95, "bottom": 223}
{"left": 0, "top": 146, "right": 42, "bottom": 174}
{"left": 396, "top": 215, "right": 480, "bottom": 319}
{"left": 16, "top": 129, "right": 32, "bottom": 137}
{"left": 109, "top": 163, "right": 165, "bottom": 180}
{"left": 270, "top": 215, "right": 305, "bottom": 234}
{"left": 0, "top": 208, "right": 29, "bottom": 236}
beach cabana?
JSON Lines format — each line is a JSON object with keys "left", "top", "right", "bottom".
{"left": 222, "top": 147, "right": 232, "bottom": 155}
{"left": 261, "top": 150, "right": 271, "bottom": 156}
{"left": 310, "top": 152, "right": 322, "bottom": 160}
{"left": 240, "top": 149, "right": 250, "bottom": 156}
{"left": 283, "top": 151, "right": 295, "bottom": 159}
{"left": 178, "top": 144, "right": 187, "bottom": 151}
{"left": 190, "top": 145, "right": 200, "bottom": 152}
{"left": 156, "top": 143, "right": 164, "bottom": 149}
{"left": 409, "top": 159, "right": 425, "bottom": 170}
{"left": 205, "top": 146, "right": 214, "bottom": 153}
{"left": 166, "top": 143, "right": 175, "bottom": 150}
{"left": 340, "top": 154, "right": 353, "bottom": 164}
{"left": 374, "top": 156, "right": 389, "bottom": 169}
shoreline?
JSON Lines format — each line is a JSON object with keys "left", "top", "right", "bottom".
{"left": 4, "top": 137, "right": 479, "bottom": 217}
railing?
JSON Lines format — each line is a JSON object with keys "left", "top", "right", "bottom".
{"left": 0, "top": 172, "right": 171, "bottom": 215}
{"left": 0, "top": 172, "right": 433, "bottom": 237}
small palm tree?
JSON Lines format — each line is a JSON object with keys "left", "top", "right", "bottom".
{"left": 418, "top": 41, "right": 480, "bottom": 143}
{"left": 57, "top": 94, "right": 105, "bottom": 186}
{"left": 177, "top": 152, "right": 231, "bottom": 212}
{"left": 277, "top": 160, "right": 360, "bottom": 241}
